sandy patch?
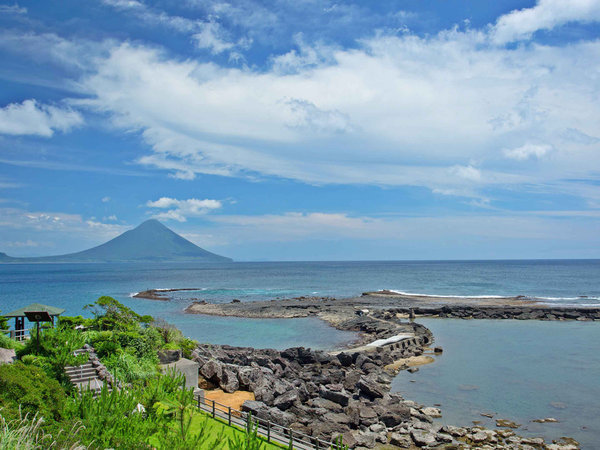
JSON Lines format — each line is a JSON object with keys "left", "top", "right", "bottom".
{"left": 385, "top": 355, "right": 435, "bottom": 371}
{"left": 204, "top": 389, "right": 255, "bottom": 412}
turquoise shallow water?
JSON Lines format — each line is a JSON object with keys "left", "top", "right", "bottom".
{"left": 392, "top": 319, "right": 600, "bottom": 448}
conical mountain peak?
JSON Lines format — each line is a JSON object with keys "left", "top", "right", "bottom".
{"left": 0, "top": 220, "right": 232, "bottom": 263}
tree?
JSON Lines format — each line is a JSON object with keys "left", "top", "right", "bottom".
{"left": 0, "top": 310, "right": 8, "bottom": 331}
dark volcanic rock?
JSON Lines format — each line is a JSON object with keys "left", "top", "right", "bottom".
{"left": 320, "top": 386, "right": 350, "bottom": 406}
{"left": 200, "top": 359, "right": 222, "bottom": 381}
{"left": 273, "top": 389, "right": 299, "bottom": 410}
{"left": 219, "top": 368, "right": 239, "bottom": 393}
{"left": 357, "top": 376, "right": 385, "bottom": 399}
{"left": 241, "top": 400, "right": 267, "bottom": 416}
{"left": 337, "top": 352, "right": 354, "bottom": 367}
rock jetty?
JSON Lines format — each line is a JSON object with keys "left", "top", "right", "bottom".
{"left": 188, "top": 309, "right": 577, "bottom": 448}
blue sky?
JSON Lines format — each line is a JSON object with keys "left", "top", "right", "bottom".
{"left": 0, "top": 0, "right": 599, "bottom": 260}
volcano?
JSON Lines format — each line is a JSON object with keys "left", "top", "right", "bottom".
{"left": 0, "top": 219, "right": 232, "bottom": 263}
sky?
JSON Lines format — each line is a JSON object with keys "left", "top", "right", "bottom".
{"left": 0, "top": 0, "right": 599, "bottom": 261}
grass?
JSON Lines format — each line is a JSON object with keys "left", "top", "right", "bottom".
{"left": 148, "top": 410, "right": 284, "bottom": 450}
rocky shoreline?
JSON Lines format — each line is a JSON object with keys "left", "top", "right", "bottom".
{"left": 133, "top": 288, "right": 201, "bottom": 301}
{"left": 183, "top": 296, "right": 586, "bottom": 449}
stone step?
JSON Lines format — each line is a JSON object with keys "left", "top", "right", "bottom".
{"left": 65, "top": 365, "right": 95, "bottom": 374}
{"left": 69, "top": 373, "right": 99, "bottom": 383}
{"left": 65, "top": 363, "right": 94, "bottom": 372}
{"left": 74, "top": 378, "right": 105, "bottom": 391}
{"left": 66, "top": 369, "right": 97, "bottom": 379}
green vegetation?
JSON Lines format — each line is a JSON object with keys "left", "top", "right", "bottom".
{"left": 0, "top": 363, "right": 66, "bottom": 422}
{"left": 0, "top": 297, "right": 285, "bottom": 449}
{"left": 0, "top": 311, "right": 8, "bottom": 332}
{"left": 0, "top": 409, "right": 82, "bottom": 450}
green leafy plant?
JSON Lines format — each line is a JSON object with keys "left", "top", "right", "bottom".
{"left": 228, "top": 412, "right": 264, "bottom": 450}
{"left": 66, "top": 384, "right": 155, "bottom": 448}
{"left": 0, "top": 363, "right": 66, "bottom": 423}
{"left": 17, "top": 327, "right": 87, "bottom": 386}
{"left": 84, "top": 296, "right": 143, "bottom": 331}
{"left": 331, "top": 435, "right": 349, "bottom": 450}
{"left": 0, "top": 311, "right": 8, "bottom": 332}
{"left": 0, "top": 333, "right": 24, "bottom": 351}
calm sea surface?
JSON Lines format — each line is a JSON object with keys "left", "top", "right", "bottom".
{"left": 1, "top": 260, "right": 599, "bottom": 445}
{"left": 392, "top": 318, "right": 600, "bottom": 448}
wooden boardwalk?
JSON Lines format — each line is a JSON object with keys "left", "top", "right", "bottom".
{"left": 197, "top": 397, "right": 334, "bottom": 450}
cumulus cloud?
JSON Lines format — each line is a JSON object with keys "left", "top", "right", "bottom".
{"left": 0, "top": 3, "right": 26, "bottom": 14}
{"left": 492, "top": 0, "right": 600, "bottom": 44}
{"left": 5, "top": 4, "right": 571, "bottom": 206}
{"left": 0, "top": 99, "right": 83, "bottom": 137}
{"left": 146, "top": 197, "right": 222, "bottom": 222}
{"left": 101, "top": 196, "right": 111, "bottom": 203}
{"left": 503, "top": 143, "right": 553, "bottom": 160}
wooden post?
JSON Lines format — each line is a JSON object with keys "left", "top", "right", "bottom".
{"left": 36, "top": 321, "right": 40, "bottom": 353}
{"left": 228, "top": 406, "right": 232, "bottom": 426}
{"left": 267, "top": 421, "right": 271, "bottom": 442}
{"left": 290, "top": 429, "right": 293, "bottom": 448}
{"left": 212, "top": 400, "right": 215, "bottom": 418}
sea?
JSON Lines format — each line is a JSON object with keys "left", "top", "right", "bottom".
{"left": 1, "top": 259, "right": 599, "bottom": 446}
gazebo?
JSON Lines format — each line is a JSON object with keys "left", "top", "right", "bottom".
{"left": 3, "top": 303, "right": 65, "bottom": 340}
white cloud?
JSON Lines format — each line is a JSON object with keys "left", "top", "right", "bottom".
{"left": 102, "top": 196, "right": 111, "bottom": 203}
{"left": 492, "top": 0, "right": 600, "bottom": 44}
{"left": 4, "top": 239, "right": 38, "bottom": 247}
{"left": 504, "top": 143, "right": 552, "bottom": 160}
{"left": 101, "top": 0, "right": 197, "bottom": 33}
{"left": 0, "top": 99, "right": 83, "bottom": 137}
{"left": 146, "top": 197, "right": 222, "bottom": 222}
{"left": 192, "top": 22, "right": 237, "bottom": 54}
{"left": 0, "top": 207, "right": 127, "bottom": 236}
{"left": 0, "top": 207, "right": 129, "bottom": 256}
{"left": 449, "top": 165, "right": 482, "bottom": 182}
{"left": 0, "top": 3, "right": 26, "bottom": 14}
{"left": 51, "top": 13, "right": 593, "bottom": 203}
{"left": 101, "top": 0, "right": 250, "bottom": 55}
{"left": 204, "top": 211, "right": 600, "bottom": 245}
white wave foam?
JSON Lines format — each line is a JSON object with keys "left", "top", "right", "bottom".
{"left": 129, "top": 292, "right": 139, "bottom": 298}
{"left": 384, "top": 290, "right": 600, "bottom": 303}
{"left": 387, "top": 290, "right": 507, "bottom": 299}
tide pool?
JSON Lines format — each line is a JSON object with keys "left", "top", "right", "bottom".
{"left": 391, "top": 319, "right": 600, "bottom": 448}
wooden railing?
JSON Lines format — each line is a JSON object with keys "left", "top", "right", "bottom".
{"left": 1, "top": 328, "right": 30, "bottom": 341}
{"left": 197, "top": 397, "right": 335, "bottom": 450}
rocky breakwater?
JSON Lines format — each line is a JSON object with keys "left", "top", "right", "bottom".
{"left": 189, "top": 313, "right": 571, "bottom": 448}
{"left": 387, "top": 305, "right": 600, "bottom": 321}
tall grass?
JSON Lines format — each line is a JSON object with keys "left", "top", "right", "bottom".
{"left": 0, "top": 408, "right": 83, "bottom": 450}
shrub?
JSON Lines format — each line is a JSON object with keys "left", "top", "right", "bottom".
{"left": 85, "top": 296, "right": 143, "bottom": 331}
{"left": 0, "top": 334, "right": 24, "bottom": 351}
{"left": 65, "top": 384, "right": 156, "bottom": 448}
{"left": 58, "top": 315, "right": 93, "bottom": 329}
{"left": 16, "top": 327, "right": 87, "bottom": 386}
{"left": 0, "top": 363, "right": 66, "bottom": 422}
{"left": 103, "top": 352, "right": 158, "bottom": 384}
{"left": 0, "top": 311, "right": 8, "bottom": 332}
